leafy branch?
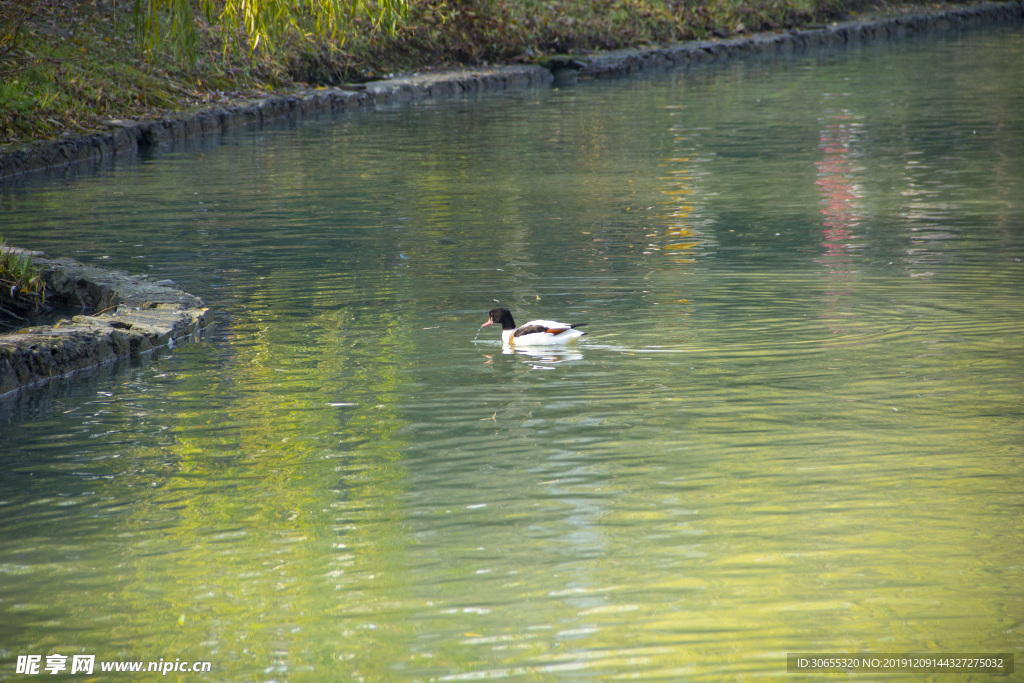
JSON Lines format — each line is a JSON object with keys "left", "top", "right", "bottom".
{"left": 132, "top": 0, "right": 411, "bottom": 64}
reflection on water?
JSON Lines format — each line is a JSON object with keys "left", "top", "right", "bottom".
{"left": 1, "top": 25, "right": 1023, "bottom": 681}
{"left": 489, "top": 345, "right": 586, "bottom": 364}
{"left": 815, "top": 98, "right": 864, "bottom": 336}
{"left": 657, "top": 112, "right": 715, "bottom": 268}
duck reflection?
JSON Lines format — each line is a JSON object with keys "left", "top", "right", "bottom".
{"left": 505, "top": 346, "right": 584, "bottom": 363}
{"left": 482, "top": 346, "right": 584, "bottom": 366}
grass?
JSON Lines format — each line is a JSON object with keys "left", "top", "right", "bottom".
{"left": 1, "top": 0, "right": 281, "bottom": 143}
{"left": 0, "top": 0, "right": 982, "bottom": 145}
{"left": 0, "top": 238, "right": 47, "bottom": 324}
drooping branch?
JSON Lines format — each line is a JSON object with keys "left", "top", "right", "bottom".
{"left": 131, "top": 0, "right": 410, "bottom": 64}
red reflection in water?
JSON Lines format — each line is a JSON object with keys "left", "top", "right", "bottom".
{"left": 815, "top": 111, "right": 863, "bottom": 338}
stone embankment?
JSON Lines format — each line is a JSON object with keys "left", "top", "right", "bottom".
{"left": 0, "top": 1, "right": 1020, "bottom": 181}
{"left": 0, "top": 67, "right": 555, "bottom": 181}
{"left": 0, "top": 248, "right": 208, "bottom": 396}
{"left": 578, "top": 0, "right": 1023, "bottom": 78}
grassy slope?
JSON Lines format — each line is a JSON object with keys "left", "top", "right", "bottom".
{"left": 0, "top": 0, "right": 982, "bottom": 145}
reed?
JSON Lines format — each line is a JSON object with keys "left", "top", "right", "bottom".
{"left": 0, "top": 239, "right": 47, "bottom": 323}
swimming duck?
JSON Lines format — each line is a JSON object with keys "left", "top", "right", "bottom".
{"left": 482, "top": 307, "right": 587, "bottom": 346}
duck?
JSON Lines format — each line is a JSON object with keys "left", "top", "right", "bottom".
{"left": 481, "top": 307, "right": 587, "bottom": 346}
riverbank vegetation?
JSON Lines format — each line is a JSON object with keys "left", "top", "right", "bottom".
{"left": 0, "top": 239, "right": 46, "bottom": 326}
{"left": 0, "top": 0, "right": 979, "bottom": 144}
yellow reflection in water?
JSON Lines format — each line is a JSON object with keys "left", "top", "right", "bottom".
{"left": 656, "top": 131, "right": 711, "bottom": 267}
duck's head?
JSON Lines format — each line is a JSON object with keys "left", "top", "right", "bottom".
{"left": 482, "top": 307, "right": 516, "bottom": 330}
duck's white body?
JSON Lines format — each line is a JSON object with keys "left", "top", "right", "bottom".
{"left": 482, "top": 307, "right": 587, "bottom": 347}
{"left": 499, "top": 319, "right": 587, "bottom": 346}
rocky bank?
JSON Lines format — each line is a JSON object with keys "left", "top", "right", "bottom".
{"left": 0, "top": 247, "right": 208, "bottom": 396}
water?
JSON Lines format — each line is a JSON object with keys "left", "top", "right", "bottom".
{"left": 1, "top": 26, "right": 1023, "bottom": 681}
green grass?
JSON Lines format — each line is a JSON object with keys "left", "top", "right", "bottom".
{"left": 0, "top": 238, "right": 46, "bottom": 323}
{"left": 0, "top": 1, "right": 280, "bottom": 143}
{"left": 0, "top": 0, "right": 977, "bottom": 145}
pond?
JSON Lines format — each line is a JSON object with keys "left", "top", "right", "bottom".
{"left": 1, "top": 25, "right": 1022, "bottom": 681}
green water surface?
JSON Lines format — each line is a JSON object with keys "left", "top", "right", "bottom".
{"left": 1, "top": 25, "right": 1022, "bottom": 681}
